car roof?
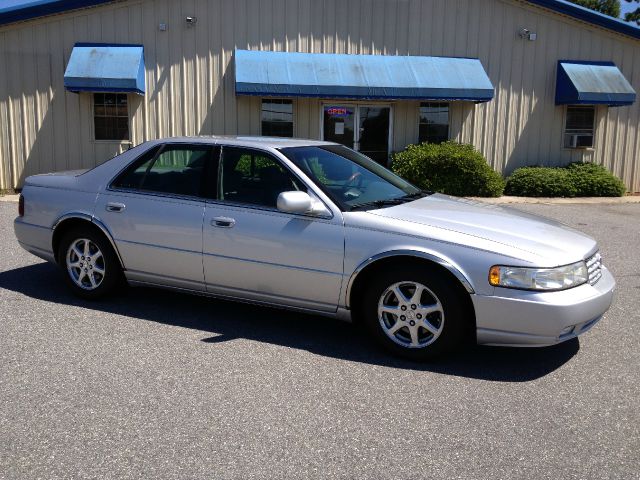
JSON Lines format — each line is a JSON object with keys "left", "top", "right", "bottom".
{"left": 148, "top": 136, "right": 337, "bottom": 149}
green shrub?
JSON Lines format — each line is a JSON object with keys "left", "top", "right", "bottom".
{"left": 505, "top": 163, "right": 627, "bottom": 197}
{"left": 566, "top": 163, "right": 627, "bottom": 197}
{"left": 504, "top": 167, "right": 578, "bottom": 197}
{"left": 391, "top": 142, "right": 505, "bottom": 197}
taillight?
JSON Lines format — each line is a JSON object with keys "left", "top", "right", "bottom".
{"left": 18, "top": 194, "right": 24, "bottom": 217}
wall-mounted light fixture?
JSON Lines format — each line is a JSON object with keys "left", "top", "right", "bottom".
{"left": 518, "top": 28, "right": 537, "bottom": 41}
{"left": 185, "top": 16, "right": 197, "bottom": 27}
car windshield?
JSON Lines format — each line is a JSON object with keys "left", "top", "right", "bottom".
{"left": 279, "top": 145, "right": 429, "bottom": 211}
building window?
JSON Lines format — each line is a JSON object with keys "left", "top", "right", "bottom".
{"left": 418, "top": 103, "right": 449, "bottom": 144}
{"left": 564, "top": 106, "right": 595, "bottom": 148}
{"left": 94, "top": 93, "right": 129, "bottom": 141}
{"left": 261, "top": 99, "right": 293, "bottom": 137}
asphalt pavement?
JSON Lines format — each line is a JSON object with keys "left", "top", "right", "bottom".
{"left": 0, "top": 201, "right": 638, "bottom": 479}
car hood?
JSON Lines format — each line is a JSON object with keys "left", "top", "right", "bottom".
{"left": 367, "top": 194, "right": 597, "bottom": 264}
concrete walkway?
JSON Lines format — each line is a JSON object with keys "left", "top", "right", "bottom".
{"left": 468, "top": 195, "right": 640, "bottom": 205}
{"left": 2, "top": 193, "right": 639, "bottom": 205}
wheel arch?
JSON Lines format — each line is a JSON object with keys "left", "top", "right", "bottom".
{"left": 52, "top": 213, "right": 124, "bottom": 268}
{"left": 346, "top": 250, "right": 475, "bottom": 305}
{"left": 346, "top": 250, "right": 477, "bottom": 337}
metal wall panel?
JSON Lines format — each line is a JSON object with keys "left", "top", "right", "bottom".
{"left": 0, "top": 0, "right": 639, "bottom": 191}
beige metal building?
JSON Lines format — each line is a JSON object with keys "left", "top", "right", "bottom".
{"left": 0, "top": 0, "right": 639, "bottom": 191}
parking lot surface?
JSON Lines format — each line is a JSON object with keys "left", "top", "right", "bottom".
{"left": 1, "top": 201, "right": 639, "bottom": 479}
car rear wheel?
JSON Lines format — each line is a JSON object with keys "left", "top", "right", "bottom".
{"left": 361, "top": 265, "right": 468, "bottom": 360}
{"left": 58, "top": 227, "right": 121, "bottom": 299}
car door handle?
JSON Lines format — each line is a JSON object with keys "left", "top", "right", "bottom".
{"left": 106, "top": 202, "right": 126, "bottom": 213}
{"left": 211, "top": 217, "right": 236, "bottom": 228}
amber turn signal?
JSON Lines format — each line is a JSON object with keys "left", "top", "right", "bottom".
{"left": 489, "top": 266, "right": 501, "bottom": 286}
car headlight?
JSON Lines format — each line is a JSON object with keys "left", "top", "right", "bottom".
{"left": 488, "top": 261, "right": 589, "bottom": 291}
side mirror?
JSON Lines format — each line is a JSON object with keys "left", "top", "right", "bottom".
{"left": 277, "top": 191, "right": 329, "bottom": 216}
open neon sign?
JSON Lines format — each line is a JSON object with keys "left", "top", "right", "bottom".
{"left": 326, "top": 107, "right": 352, "bottom": 117}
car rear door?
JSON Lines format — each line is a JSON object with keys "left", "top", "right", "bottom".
{"left": 202, "top": 146, "right": 345, "bottom": 312}
{"left": 95, "top": 143, "right": 216, "bottom": 291}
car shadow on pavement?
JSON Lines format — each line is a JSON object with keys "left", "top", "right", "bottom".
{"left": 0, "top": 262, "right": 580, "bottom": 382}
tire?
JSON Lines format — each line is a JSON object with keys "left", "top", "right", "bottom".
{"left": 361, "top": 264, "right": 469, "bottom": 361}
{"left": 57, "top": 226, "right": 122, "bottom": 300}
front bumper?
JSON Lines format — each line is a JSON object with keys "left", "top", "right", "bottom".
{"left": 473, "top": 266, "right": 615, "bottom": 347}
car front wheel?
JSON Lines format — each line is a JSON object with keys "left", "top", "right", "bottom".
{"left": 361, "top": 265, "right": 469, "bottom": 360}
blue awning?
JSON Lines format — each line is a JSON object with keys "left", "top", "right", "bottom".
{"left": 556, "top": 61, "right": 636, "bottom": 106}
{"left": 235, "top": 50, "right": 495, "bottom": 102}
{"left": 64, "top": 43, "right": 145, "bottom": 95}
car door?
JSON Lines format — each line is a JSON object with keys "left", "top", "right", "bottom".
{"left": 203, "top": 146, "right": 345, "bottom": 312}
{"left": 95, "top": 143, "right": 216, "bottom": 292}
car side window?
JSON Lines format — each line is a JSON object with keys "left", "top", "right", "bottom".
{"left": 113, "top": 145, "right": 210, "bottom": 197}
{"left": 218, "top": 147, "right": 305, "bottom": 208}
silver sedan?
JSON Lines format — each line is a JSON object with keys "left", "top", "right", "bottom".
{"left": 14, "top": 137, "right": 615, "bottom": 360}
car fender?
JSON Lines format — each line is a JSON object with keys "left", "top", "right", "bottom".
{"left": 52, "top": 212, "right": 125, "bottom": 269}
{"left": 344, "top": 248, "right": 475, "bottom": 309}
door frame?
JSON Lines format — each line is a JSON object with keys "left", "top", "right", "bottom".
{"left": 319, "top": 101, "right": 394, "bottom": 165}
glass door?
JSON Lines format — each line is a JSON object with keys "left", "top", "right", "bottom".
{"left": 323, "top": 105, "right": 355, "bottom": 148}
{"left": 322, "top": 104, "right": 391, "bottom": 165}
{"left": 357, "top": 106, "right": 390, "bottom": 165}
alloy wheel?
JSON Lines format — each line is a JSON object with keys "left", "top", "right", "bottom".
{"left": 66, "top": 238, "right": 106, "bottom": 290}
{"left": 377, "top": 281, "right": 445, "bottom": 348}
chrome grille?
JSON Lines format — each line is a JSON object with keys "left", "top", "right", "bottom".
{"left": 586, "top": 252, "right": 602, "bottom": 285}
